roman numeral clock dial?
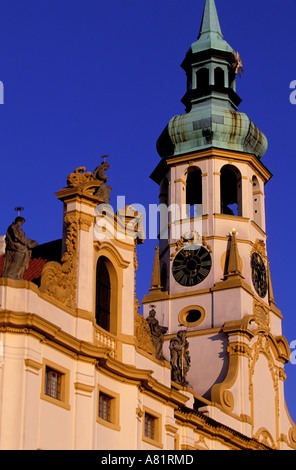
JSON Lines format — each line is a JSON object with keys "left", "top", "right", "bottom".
{"left": 172, "top": 245, "right": 212, "bottom": 287}
{"left": 251, "top": 251, "right": 267, "bottom": 298}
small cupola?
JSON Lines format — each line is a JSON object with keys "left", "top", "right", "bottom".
{"left": 156, "top": 0, "right": 268, "bottom": 161}
{"left": 181, "top": 0, "right": 241, "bottom": 113}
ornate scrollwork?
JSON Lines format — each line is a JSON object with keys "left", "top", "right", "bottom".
{"left": 67, "top": 167, "right": 94, "bottom": 188}
{"left": 134, "top": 312, "right": 154, "bottom": 355}
{"left": 171, "top": 231, "right": 212, "bottom": 260}
{"left": 253, "top": 299, "right": 270, "bottom": 329}
{"left": 40, "top": 213, "right": 79, "bottom": 310}
{"left": 251, "top": 238, "right": 267, "bottom": 262}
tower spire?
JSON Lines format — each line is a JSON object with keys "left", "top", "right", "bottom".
{"left": 150, "top": 246, "right": 162, "bottom": 291}
{"left": 198, "top": 0, "right": 223, "bottom": 40}
{"left": 224, "top": 229, "right": 244, "bottom": 280}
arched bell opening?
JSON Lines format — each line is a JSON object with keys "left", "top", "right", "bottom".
{"left": 186, "top": 166, "right": 202, "bottom": 218}
{"left": 252, "top": 175, "right": 263, "bottom": 228}
{"left": 220, "top": 164, "right": 242, "bottom": 217}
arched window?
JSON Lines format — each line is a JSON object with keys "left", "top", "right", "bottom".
{"left": 161, "top": 263, "right": 167, "bottom": 292}
{"left": 220, "top": 165, "right": 242, "bottom": 216}
{"left": 159, "top": 177, "right": 169, "bottom": 206}
{"left": 252, "top": 175, "right": 262, "bottom": 227}
{"left": 96, "top": 256, "right": 111, "bottom": 331}
{"left": 196, "top": 68, "right": 209, "bottom": 91}
{"left": 214, "top": 67, "right": 225, "bottom": 89}
{"left": 186, "top": 167, "right": 202, "bottom": 218}
{"left": 187, "top": 73, "right": 192, "bottom": 92}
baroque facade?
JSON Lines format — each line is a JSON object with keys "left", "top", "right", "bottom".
{"left": 0, "top": 0, "right": 295, "bottom": 450}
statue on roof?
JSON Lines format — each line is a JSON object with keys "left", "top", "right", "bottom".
{"left": 1, "top": 217, "right": 38, "bottom": 280}
{"left": 93, "top": 156, "right": 112, "bottom": 203}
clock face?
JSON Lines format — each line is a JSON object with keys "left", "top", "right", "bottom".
{"left": 251, "top": 252, "right": 267, "bottom": 298}
{"left": 172, "top": 245, "right": 212, "bottom": 287}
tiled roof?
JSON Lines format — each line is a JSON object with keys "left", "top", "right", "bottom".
{"left": 0, "top": 255, "right": 47, "bottom": 282}
{"left": 0, "top": 239, "right": 62, "bottom": 284}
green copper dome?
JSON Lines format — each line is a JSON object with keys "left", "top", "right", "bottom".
{"left": 156, "top": 108, "right": 268, "bottom": 159}
{"left": 156, "top": 0, "right": 268, "bottom": 160}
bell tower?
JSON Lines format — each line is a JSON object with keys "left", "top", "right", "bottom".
{"left": 142, "top": 0, "right": 294, "bottom": 446}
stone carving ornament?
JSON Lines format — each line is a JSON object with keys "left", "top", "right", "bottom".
{"left": 66, "top": 159, "right": 112, "bottom": 204}
{"left": 40, "top": 213, "right": 78, "bottom": 310}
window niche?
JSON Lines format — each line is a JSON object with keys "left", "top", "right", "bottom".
{"left": 252, "top": 175, "right": 263, "bottom": 228}
{"left": 97, "top": 384, "right": 120, "bottom": 431}
{"left": 196, "top": 68, "right": 209, "bottom": 92}
{"left": 161, "top": 263, "right": 168, "bottom": 292}
{"left": 95, "top": 256, "right": 118, "bottom": 335}
{"left": 214, "top": 67, "right": 225, "bottom": 89}
{"left": 186, "top": 166, "right": 202, "bottom": 218}
{"left": 40, "top": 359, "right": 70, "bottom": 410}
{"left": 159, "top": 177, "right": 169, "bottom": 206}
{"left": 96, "top": 256, "right": 111, "bottom": 331}
{"left": 142, "top": 407, "right": 163, "bottom": 448}
{"left": 220, "top": 164, "right": 242, "bottom": 217}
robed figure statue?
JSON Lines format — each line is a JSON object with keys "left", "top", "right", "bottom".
{"left": 1, "top": 217, "right": 38, "bottom": 280}
{"left": 169, "top": 330, "right": 191, "bottom": 386}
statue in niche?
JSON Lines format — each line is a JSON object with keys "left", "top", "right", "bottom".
{"left": 93, "top": 156, "right": 112, "bottom": 203}
{"left": 169, "top": 330, "right": 191, "bottom": 386}
{"left": 146, "top": 306, "right": 168, "bottom": 360}
{"left": 1, "top": 217, "right": 38, "bottom": 280}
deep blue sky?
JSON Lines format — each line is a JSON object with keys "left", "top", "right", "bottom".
{"left": 0, "top": 0, "right": 296, "bottom": 422}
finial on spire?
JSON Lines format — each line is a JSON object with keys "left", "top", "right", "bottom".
{"left": 198, "top": 0, "right": 223, "bottom": 40}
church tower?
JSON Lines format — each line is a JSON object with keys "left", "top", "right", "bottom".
{"left": 143, "top": 0, "right": 294, "bottom": 447}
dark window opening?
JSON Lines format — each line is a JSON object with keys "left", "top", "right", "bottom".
{"left": 96, "top": 257, "right": 111, "bottom": 331}
{"left": 214, "top": 67, "right": 225, "bottom": 89}
{"left": 161, "top": 263, "right": 167, "bottom": 292}
{"left": 196, "top": 68, "right": 209, "bottom": 91}
{"left": 220, "top": 165, "right": 242, "bottom": 216}
{"left": 99, "top": 392, "right": 112, "bottom": 422}
{"left": 144, "top": 413, "right": 156, "bottom": 440}
{"left": 186, "top": 310, "right": 202, "bottom": 324}
{"left": 45, "top": 367, "right": 62, "bottom": 401}
{"left": 186, "top": 167, "right": 202, "bottom": 218}
{"left": 159, "top": 177, "right": 169, "bottom": 206}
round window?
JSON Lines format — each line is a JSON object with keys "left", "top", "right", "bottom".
{"left": 185, "top": 310, "right": 202, "bottom": 324}
{"left": 178, "top": 305, "right": 205, "bottom": 327}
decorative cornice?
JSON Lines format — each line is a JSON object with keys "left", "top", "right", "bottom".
{"left": 150, "top": 148, "right": 272, "bottom": 185}
{"left": 174, "top": 407, "right": 272, "bottom": 450}
{"left": 0, "top": 310, "right": 110, "bottom": 361}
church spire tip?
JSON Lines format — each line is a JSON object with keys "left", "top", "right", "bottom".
{"left": 198, "top": 0, "right": 223, "bottom": 40}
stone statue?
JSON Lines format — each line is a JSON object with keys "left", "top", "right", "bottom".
{"left": 169, "top": 330, "right": 191, "bottom": 386}
{"left": 1, "top": 217, "right": 38, "bottom": 280}
{"left": 146, "top": 306, "right": 168, "bottom": 360}
{"left": 93, "top": 159, "right": 112, "bottom": 203}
